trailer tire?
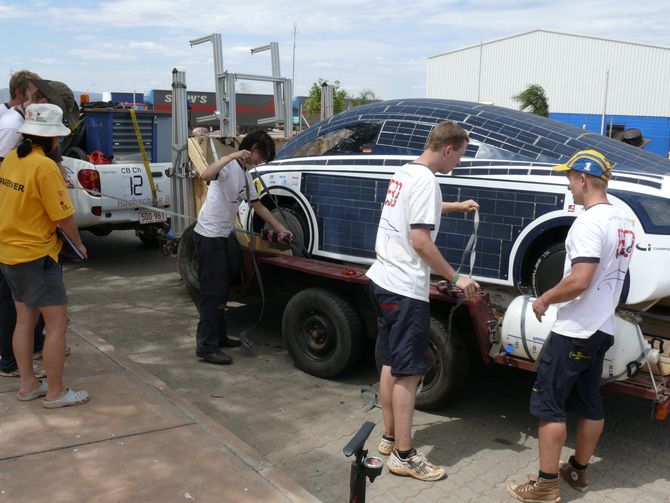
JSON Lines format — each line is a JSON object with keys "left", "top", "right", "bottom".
{"left": 282, "top": 288, "right": 363, "bottom": 378}
{"left": 374, "top": 315, "right": 469, "bottom": 410}
{"left": 177, "top": 223, "right": 199, "bottom": 293}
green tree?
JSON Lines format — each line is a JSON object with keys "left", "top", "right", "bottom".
{"left": 513, "top": 84, "right": 549, "bottom": 117}
{"left": 350, "top": 88, "right": 380, "bottom": 108}
{"left": 303, "top": 79, "right": 348, "bottom": 115}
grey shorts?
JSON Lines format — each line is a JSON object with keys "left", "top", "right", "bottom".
{"left": 0, "top": 256, "right": 67, "bottom": 308}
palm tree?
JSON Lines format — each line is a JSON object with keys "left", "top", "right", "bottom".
{"left": 350, "top": 89, "right": 379, "bottom": 108}
{"left": 513, "top": 84, "right": 549, "bottom": 117}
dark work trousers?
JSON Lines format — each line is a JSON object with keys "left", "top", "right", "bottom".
{"left": 0, "top": 269, "right": 45, "bottom": 372}
{"left": 194, "top": 232, "right": 230, "bottom": 355}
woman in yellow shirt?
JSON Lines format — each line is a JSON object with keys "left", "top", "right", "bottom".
{"left": 0, "top": 103, "right": 88, "bottom": 408}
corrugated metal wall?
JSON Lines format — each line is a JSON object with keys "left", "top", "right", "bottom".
{"left": 427, "top": 30, "right": 670, "bottom": 116}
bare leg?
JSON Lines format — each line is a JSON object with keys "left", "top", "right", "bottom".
{"left": 393, "top": 374, "right": 422, "bottom": 451}
{"left": 39, "top": 304, "right": 68, "bottom": 401}
{"left": 574, "top": 417, "right": 604, "bottom": 466}
{"left": 380, "top": 365, "right": 396, "bottom": 438}
{"left": 538, "top": 420, "right": 567, "bottom": 474}
{"left": 13, "top": 302, "right": 40, "bottom": 396}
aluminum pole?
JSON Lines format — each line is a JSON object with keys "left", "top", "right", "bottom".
{"left": 600, "top": 69, "right": 609, "bottom": 136}
{"left": 170, "top": 69, "right": 195, "bottom": 237}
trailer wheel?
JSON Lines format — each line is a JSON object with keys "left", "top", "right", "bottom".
{"left": 177, "top": 223, "right": 199, "bottom": 293}
{"left": 282, "top": 288, "right": 363, "bottom": 378}
{"left": 374, "top": 315, "right": 469, "bottom": 410}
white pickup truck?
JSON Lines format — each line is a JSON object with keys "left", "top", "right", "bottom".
{"left": 62, "top": 156, "right": 172, "bottom": 246}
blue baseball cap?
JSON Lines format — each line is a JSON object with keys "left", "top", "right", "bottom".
{"left": 553, "top": 149, "right": 613, "bottom": 181}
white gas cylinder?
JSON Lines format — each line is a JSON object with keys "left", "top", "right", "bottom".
{"left": 500, "top": 296, "right": 650, "bottom": 381}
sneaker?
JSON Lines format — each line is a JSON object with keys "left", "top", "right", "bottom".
{"left": 507, "top": 476, "right": 560, "bottom": 502}
{"left": 219, "top": 337, "right": 242, "bottom": 348}
{"left": 378, "top": 435, "right": 394, "bottom": 456}
{"left": 559, "top": 460, "right": 589, "bottom": 492}
{"left": 0, "top": 362, "right": 47, "bottom": 378}
{"left": 387, "top": 448, "right": 446, "bottom": 481}
{"left": 33, "top": 345, "right": 71, "bottom": 360}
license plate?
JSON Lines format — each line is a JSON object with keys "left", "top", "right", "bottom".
{"left": 139, "top": 210, "right": 166, "bottom": 224}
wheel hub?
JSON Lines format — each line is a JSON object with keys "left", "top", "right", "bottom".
{"left": 300, "top": 312, "right": 335, "bottom": 358}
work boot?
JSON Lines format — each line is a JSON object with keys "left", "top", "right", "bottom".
{"left": 507, "top": 475, "right": 560, "bottom": 502}
{"left": 197, "top": 350, "right": 233, "bottom": 365}
{"left": 559, "top": 459, "right": 589, "bottom": 492}
{"left": 387, "top": 448, "right": 446, "bottom": 481}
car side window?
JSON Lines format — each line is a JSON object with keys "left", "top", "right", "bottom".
{"left": 287, "top": 122, "right": 382, "bottom": 158}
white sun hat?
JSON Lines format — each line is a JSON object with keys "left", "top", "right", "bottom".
{"left": 17, "top": 103, "right": 71, "bottom": 137}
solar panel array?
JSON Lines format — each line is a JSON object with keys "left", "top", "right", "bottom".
{"left": 278, "top": 99, "right": 670, "bottom": 177}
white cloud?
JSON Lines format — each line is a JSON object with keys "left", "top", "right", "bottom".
{"left": 128, "top": 41, "right": 162, "bottom": 51}
{"left": 68, "top": 48, "right": 129, "bottom": 61}
{"left": 30, "top": 58, "right": 61, "bottom": 65}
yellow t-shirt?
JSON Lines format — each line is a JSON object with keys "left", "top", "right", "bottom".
{"left": 0, "top": 146, "right": 75, "bottom": 265}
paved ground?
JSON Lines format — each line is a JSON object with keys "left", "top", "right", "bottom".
{"left": 1, "top": 325, "right": 317, "bottom": 503}
{"left": 62, "top": 230, "right": 670, "bottom": 502}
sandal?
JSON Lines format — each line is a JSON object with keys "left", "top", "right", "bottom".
{"left": 42, "top": 388, "right": 89, "bottom": 409}
{"left": 17, "top": 379, "right": 49, "bottom": 401}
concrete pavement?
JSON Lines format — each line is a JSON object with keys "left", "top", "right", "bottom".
{"left": 0, "top": 324, "right": 318, "bottom": 503}
{"left": 20, "top": 230, "right": 670, "bottom": 503}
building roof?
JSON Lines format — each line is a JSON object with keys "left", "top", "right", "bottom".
{"left": 428, "top": 29, "right": 670, "bottom": 60}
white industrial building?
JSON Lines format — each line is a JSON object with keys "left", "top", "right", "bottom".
{"left": 426, "top": 30, "right": 670, "bottom": 157}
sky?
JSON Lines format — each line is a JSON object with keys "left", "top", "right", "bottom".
{"left": 1, "top": 0, "right": 669, "bottom": 100}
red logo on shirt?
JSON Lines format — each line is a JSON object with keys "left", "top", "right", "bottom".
{"left": 616, "top": 229, "right": 635, "bottom": 258}
{"left": 384, "top": 179, "right": 402, "bottom": 207}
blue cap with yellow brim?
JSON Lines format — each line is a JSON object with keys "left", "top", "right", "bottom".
{"left": 553, "top": 149, "right": 613, "bottom": 181}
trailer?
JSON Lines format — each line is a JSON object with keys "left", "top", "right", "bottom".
{"left": 167, "top": 33, "right": 670, "bottom": 422}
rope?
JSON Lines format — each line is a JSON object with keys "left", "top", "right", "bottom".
{"left": 129, "top": 109, "right": 158, "bottom": 206}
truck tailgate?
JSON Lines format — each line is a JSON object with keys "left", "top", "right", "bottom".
{"left": 95, "top": 162, "right": 172, "bottom": 211}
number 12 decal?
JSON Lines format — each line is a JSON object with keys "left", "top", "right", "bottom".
{"left": 129, "top": 175, "right": 143, "bottom": 196}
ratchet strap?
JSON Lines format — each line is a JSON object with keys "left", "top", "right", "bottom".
{"left": 129, "top": 109, "right": 158, "bottom": 207}
{"left": 457, "top": 210, "right": 479, "bottom": 276}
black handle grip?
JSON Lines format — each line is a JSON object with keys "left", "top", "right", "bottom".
{"left": 343, "top": 421, "right": 375, "bottom": 457}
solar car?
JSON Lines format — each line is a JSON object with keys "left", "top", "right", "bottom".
{"left": 244, "top": 99, "right": 670, "bottom": 306}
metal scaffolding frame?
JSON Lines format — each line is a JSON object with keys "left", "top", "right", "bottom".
{"left": 189, "top": 33, "right": 294, "bottom": 139}
{"left": 169, "top": 69, "right": 196, "bottom": 237}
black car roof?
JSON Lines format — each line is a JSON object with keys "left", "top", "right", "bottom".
{"left": 278, "top": 98, "right": 670, "bottom": 177}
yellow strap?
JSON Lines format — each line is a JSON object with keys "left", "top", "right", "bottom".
{"left": 129, "top": 109, "right": 158, "bottom": 206}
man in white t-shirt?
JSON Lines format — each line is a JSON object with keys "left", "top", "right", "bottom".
{"left": 508, "top": 150, "right": 635, "bottom": 502}
{"left": 0, "top": 70, "right": 49, "bottom": 379}
{"left": 0, "top": 70, "right": 39, "bottom": 119}
{"left": 193, "top": 131, "right": 291, "bottom": 365}
{"left": 366, "top": 121, "right": 480, "bottom": 481}
{"left": 0, "top": 71, "right": 41, "bottom": 160}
